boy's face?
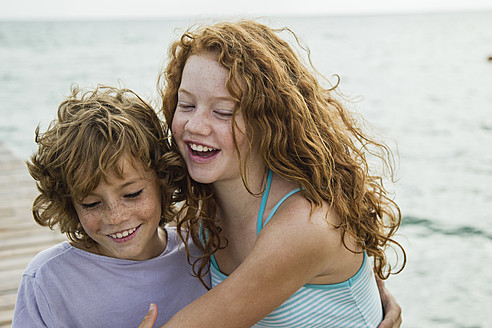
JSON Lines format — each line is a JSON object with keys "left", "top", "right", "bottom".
{"left": 72, "top": 154, "right": 165, "bottom": 261}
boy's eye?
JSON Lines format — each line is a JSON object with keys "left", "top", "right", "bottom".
{"left": 81, "top": 201, "right": 100, "bottom": 209}
{"left": 125, "top": 189, "right": 143, "bottom": 199}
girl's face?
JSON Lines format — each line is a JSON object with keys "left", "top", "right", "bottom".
{"left": 72, "top": 154, "right": 165, "bottom": 261}
{"left": 172, "top": 52, "right": 260, "bottom": 186}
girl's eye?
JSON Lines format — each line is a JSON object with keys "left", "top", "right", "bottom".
{"left": 177, "top": 102, "right": 195, "bottom": 110}
{"left": 125, "top": 189, "right": 143, "bottom": 199}
{"left": 81, "top": 201, "right": 100, "bottom": 209}
{"left": 215, "top": 110, "right": 233, "bottom": 118}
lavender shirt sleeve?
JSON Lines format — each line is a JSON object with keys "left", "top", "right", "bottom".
{"left": 11, "top": 230, "right": 208, "bottom": 327}
{"left": 12, "top": 274, "right": 54, "bottom": 328}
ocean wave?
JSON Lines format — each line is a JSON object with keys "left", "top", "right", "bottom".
{"left": 401, "top": 215, "right": 492, "bottom": 240}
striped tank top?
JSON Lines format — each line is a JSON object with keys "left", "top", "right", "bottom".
{"left": 210, "top": 170, "right": 383, "bottom": 327}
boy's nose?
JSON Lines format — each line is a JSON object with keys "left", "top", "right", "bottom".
{"left": 105, "top": 203, "right": 125, "bottom": 224}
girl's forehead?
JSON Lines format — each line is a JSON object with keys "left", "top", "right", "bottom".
{"left": 181, "top": 53, "right": 246, "bottom": 104}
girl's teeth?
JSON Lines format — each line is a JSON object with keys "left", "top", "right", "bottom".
{"left": 190, "top": 144, "right": 214, "bottom": 152}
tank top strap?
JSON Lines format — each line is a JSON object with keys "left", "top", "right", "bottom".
{"left": 256, "top": 169, "right": 300, "bottom": 235}
{"left": 201, "top": 222, "right": 222, "bottom": 272}
{"left": 256, "top": 169, "right": 273, "bottom": 235}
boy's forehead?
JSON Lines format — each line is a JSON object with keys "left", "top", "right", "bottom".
{"left": 108, "top": 153, "right": 152, "bottom": 179}
{"left": 72, "top": 153, "right": 152, "bottom": 194}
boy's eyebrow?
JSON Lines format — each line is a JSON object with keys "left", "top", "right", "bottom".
{"left": 117, "top": 174, "right": 152, "bottom": 188}
{"left": 83, "top": 177, "right": 146, "bottom": 197}
{"left": 119, "top": 179, "right": 144, "bottom": 188}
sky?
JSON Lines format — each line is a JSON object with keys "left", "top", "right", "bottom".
{"left": 1, "top": 0, "right": 492, "bottom": 20}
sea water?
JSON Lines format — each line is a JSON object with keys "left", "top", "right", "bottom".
{"left": 1, "top": 12, "right": 491, "bottom": 327}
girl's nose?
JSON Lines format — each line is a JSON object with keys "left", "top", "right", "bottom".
{"left": 185, "top": 109, "right": 212, "bottom": 136}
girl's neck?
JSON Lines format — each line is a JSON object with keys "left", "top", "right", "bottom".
{"left": 213, "top": 166, "right": 267, "bottom": 225}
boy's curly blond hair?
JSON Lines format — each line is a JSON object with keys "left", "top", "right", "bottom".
{"left": 28, "top": 85, "right": 189, "bottom": 245}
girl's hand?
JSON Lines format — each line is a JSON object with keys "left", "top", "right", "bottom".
{"left": 138, "top": 304, "right": 158, "bottom": 328}
{"left": 376, "top": 279, "right": 402, "bottom": 328}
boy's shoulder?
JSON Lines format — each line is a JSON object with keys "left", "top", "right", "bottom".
{"left": 23, "top": 241, "right": 72, "bottom": 277}
{"left": 165, "top": 226, "right": 203, "bottom": 258}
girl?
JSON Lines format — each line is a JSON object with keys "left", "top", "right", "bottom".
{"left": 140, "top": 20, "right": 406, "bottom": 327}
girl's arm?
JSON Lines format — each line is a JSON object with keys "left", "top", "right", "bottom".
{"left": 155, "top": 201, "right": 338, "bottom": 327}
{"left": 138, "top": 202, "right": 402, "bottom": 328}
{"left": 376, "top": 279, "right": 403, "bottom": 328}
{"left": 138, "top": 281, "right": 402, "bottom": 328}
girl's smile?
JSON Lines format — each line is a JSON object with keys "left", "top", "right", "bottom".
{"left": 172, "top": 52, "right": 258, "bottom": 185}
{"left": 186, "top": 141, "right": 221, "bottom": 163}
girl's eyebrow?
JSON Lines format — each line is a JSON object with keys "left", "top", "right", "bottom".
{"left": 177, "top": 88, "right": 191, "bottom": 95}
{"left": 178, "top": 88, "right": 235, "bottom": 103}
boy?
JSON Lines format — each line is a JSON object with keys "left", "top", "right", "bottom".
{"left": 12, "top": 85, "right": 208, "bottom": 327}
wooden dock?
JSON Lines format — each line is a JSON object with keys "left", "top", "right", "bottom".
{"left": 0, "top": 143, "right": 66, "bottom": 327}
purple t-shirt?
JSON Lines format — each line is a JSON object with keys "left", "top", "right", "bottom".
{"left": 12, "top": 227, "right": 209, "bottom": 327}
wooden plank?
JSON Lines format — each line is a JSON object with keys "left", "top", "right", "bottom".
{"left": 0, "top": 309, "right": 16, "bottom": 327}
{"left": 0, "top": 142, "right": 66, "bottom": 326}
{"left": 0, "top": 254, "right": 36, "bottom": 272}
{"left": 0, "top": 292, "right": 17, "bottom": 310}
{"left": 0, "top": 271, "right": 22, "bottom": 292}
{"left": 0, "top": 230, "right": 64, "bottom": 249}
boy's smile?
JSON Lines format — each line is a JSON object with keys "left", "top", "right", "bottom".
{"left": 72, "top": 154, "right": 166, "bottom": 261}
{"left": 108, "top": 225, "right": 139, "bottom": 241}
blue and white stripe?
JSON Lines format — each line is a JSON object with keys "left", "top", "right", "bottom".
{"left": 210, "top": 252, "right": 383, "bottom": 328}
